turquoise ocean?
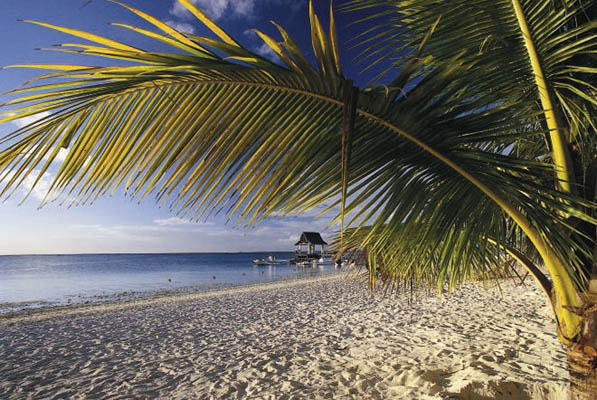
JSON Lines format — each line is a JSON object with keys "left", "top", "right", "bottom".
{"left": 0, "top": 252, "right": 340, "bottom": 313}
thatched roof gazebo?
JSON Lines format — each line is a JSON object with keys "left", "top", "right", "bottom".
{"left": 294, "top": 232, "right": 328, "bottom": 262}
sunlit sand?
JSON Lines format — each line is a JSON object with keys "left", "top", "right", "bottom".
{"left": 0, "top": 274, "right": 568, "bottom": 399}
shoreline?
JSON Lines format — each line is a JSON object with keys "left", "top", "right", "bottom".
{"left": 0, "top": 252, "right": 343, "bottom": 317}
{"left": 0, "top": 273, "right": 348, "bottom": 325}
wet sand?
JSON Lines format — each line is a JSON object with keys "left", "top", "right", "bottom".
{"left": 0, "top": 274, "right": 569, "bottom": 399}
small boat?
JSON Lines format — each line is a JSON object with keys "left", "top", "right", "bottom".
{"left": 295, "top": 261, "right": 312, "bottom": 267}
{"left": 252, "top": 255, "right": 284, "bottom": 265}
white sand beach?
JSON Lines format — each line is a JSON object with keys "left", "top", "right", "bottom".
{"left": 0, "top": 274, "right": 569, "bottom": 399}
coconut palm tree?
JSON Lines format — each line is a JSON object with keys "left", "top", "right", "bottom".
{"left": 0, "top": 0, "right": 594, "bottom": 397}
{"left": 344, "top": 1, "right": 596, "bottom": 397}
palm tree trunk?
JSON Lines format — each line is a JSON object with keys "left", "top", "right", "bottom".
{"left": 568, "top": 345, "right": 597, "bottom": 399}
{"left": 568, "top": 286, "right": 597, "bottom": 399}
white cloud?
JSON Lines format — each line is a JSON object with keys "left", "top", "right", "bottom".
{"left": 164, "top": 20, "right": 196, "bottom": 34}
{"left": 10, "top": 111, "right": 70, "bottom": 164}
{"left": 41, "top": 147, "right": 69, "bottom": 163}
{"left": 243, "top": 29, "right": 280, "bottom": 62}
{"left": 22, "top": 170, "right": 55, "bottom": 202}
{"left": 69, "top": 218, "right": 217, "bottom": 242}
{"left": 12, "top": 111, "right": 51, "bottom": 129}
{"left": 2, "top": 163, "right": 75, "bottom": 205}
{"left": 255, "top": 42, "right": 279, "bottom": 61}
{"left": 169, "top": 0, "right": 304, "bottom": 21}
{"left": 1, "top": 212, "right": 336, "bottom": 254}
{"left": 171, "top": 0, "right": 232, "bottom": 21}
{"left": 54, "top": 148, "right": 69, "bottom": 162}
{"left": 67, "top": 223, "right": 207, "bottom": 244}
{"left": 154, "top": 217, "right": 194, "bottom": 226}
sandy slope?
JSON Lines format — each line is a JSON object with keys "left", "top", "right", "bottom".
{"left": 0, "top": 274, "right": 569, "bottom": 399}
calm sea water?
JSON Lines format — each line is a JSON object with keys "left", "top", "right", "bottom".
{"left": 0, "top": 252, "right": 340, "bottom": 313}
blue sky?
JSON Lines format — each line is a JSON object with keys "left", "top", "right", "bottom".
{"left": 0, "top": 0, "right": 385, "bottom": 254}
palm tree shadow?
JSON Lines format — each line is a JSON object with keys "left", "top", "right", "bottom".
{"left": 450, "top": 381, "right": 532, "bottom": 400}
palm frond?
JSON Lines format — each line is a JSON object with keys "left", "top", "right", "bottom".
{"left": 345, "top": 0, "right": 597, "bottom": 163}
{"left": 0, "top": 0, "right": 593, "bottom": 300}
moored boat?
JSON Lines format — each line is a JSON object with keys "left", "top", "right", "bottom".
{"left": 252, "top": 255, "right": 286, "bottom": 265}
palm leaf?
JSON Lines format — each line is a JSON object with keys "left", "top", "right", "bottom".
{"left": 0, "top": 1, "right": 594, "bottom": 335}
{"left": 345, "top": 0, "right": 597, "bottom": 196}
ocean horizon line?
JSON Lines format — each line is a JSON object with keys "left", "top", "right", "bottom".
{"left": 0, "top": 250, "right": 294, "bottom": 257}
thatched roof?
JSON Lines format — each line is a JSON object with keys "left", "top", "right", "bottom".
{"left": 295, "top": 232, "right": 328, "bottom": 246}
